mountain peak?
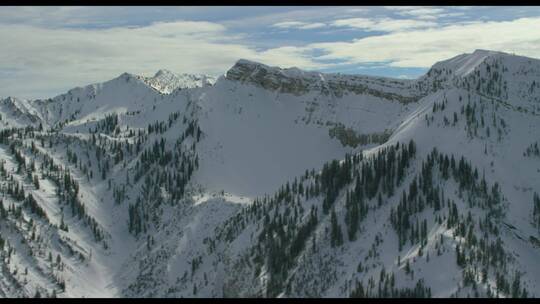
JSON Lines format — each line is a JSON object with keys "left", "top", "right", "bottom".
{"left": 119, "top": 72, "right": 136, "bottom": 79}
{"left": 111, "top": 72, "right": 143, "bottom": 85}
{"left": 227, "top": 59, "right": 271, "bottom": 78}
{"left": 234, "top": 58, "right": 266, "bottom": 66}
{"left": 423, "top": 49, "right": 512, "bottom": 81}
{"left": 142, "top": 69, "right": 215, "bottom": 94}
{"left": 154, "top": 69, "right": 176, "bottom": 78}
{"left": 227, "top": 59, "right": 311, "bottom": 79}
{"left": 471, "top": 49, "right": 501, "bottom": 56}
{"left": 225, "top": 58, "right": 322, "bottom": 95}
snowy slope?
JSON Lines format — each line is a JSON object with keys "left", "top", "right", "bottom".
{"left": 0, "top": 49, "right": 539, "bottom": 298}
{"left": 0, "top": 97, "right": 43, "bottom": 128}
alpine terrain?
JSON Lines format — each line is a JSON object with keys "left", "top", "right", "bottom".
{"left": 0, "top": 49, "right": 539, "bottom": 298}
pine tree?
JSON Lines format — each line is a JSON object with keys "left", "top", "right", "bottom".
{"left": 405, "top": 259, "right": 410, "bottom": 274}
{"left": 330, "top": 208, "right": 344, "bottom": 247}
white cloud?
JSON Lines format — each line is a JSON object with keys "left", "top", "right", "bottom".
{"left": 272, "top": 21, "right": 326, "bottom": 30}
{"left": 0, "top": 21, "right": 327, "bottom": 99}
{"left": 311, "top": 17, "right": 540, "bottom": 68}
{"left": 222, "top": 6, "right": 355, "bottom": 29}
{"left": 0, "top": 6, "right": 220, "bottom": 29}
{"left": 255, "top": 46, "right": 330, "bottom": 70}
{"left": 300, "top": 22, "right": 327, "bottom": 30}
{"left": 331, "top": 17, "right": 437, "bottom": 32}
{"left": 331, "top": 18, "right": 374, "bottom": 29}
{"left": 384, "top": 6, "right": 467, "bottom": 21}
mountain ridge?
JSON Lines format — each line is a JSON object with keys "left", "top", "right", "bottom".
{"left": 0, "top": 49, "right": 539, "bottom": 298}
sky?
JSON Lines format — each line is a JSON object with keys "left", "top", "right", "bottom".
{"left": 2, "top": 6, "right": 540, "bottom": 99}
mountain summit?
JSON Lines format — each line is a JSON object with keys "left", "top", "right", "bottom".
{"left": 141, "top": 69, "right": 216, "bottom": 94}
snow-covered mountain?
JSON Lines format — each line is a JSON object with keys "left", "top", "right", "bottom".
{"left": 140, "top": 69, "right": 216, "bottom": 94}
{"left": 0, "top": 49, "right": 539, "bottom": 298}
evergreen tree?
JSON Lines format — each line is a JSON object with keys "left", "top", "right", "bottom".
{"left": 330, "top": 208, "right": 344, "bottom": 247}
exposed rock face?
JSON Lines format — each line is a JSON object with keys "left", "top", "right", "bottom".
{"left": 226, "top": 59, "right": 423, "bottom": 103}
{"left": 225, "top": 59, "right": 312, "bottom": 95}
